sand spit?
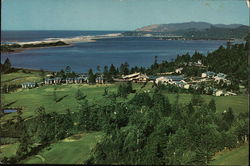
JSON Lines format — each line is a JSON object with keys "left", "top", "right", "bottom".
{"left": 10, "top": 33, "right": 122, "bottom": 46}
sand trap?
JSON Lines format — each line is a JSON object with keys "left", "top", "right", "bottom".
{"left": 62, "top": 133, "right": 86, "bottom": 142}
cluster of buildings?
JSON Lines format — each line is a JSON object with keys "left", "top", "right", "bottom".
{"left": 21, "top": 75, "right": 104, "bottom": 89}
{"left": 201, "top": 71, "right": 229, "bottom": 83}
{"left": 153, "top": 69, "right": 236, "bottom": 96}
{"left": 155, "top": 75, "right": 190, "bottom": 89}
{"left": 20, "top": 69, "right": 237, "bottom": 97}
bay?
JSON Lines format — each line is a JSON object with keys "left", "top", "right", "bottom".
{"left": 1, "top": 31, "right": 227, "bottom": 73}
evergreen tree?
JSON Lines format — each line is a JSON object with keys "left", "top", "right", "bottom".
{"left": 75, "top": 89, "right": 86, "bottom": 101}
{"left": 208, "top": 98, "right": 216, "bottom": 113}
{"left": 3, "top": 58, "right": 12, "bottom": 73}
{"left": 103, "top": 65, "right": 113, "bottom": 82}
{"left": 109, "top": 64, "right": 117, "bottom": 77}
{"left": 88, "top": 68, "right": 96, "bottom": 84}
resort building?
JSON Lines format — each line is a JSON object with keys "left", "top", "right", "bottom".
{"left": 66, "top": 78, "right": 75, "bottom": 84}
{"left": 122, "top": 72, "right": 149, "bottom": 82}
{"left": 155, "top": 76, "right": 170, "bottom": 84}
{"left": 214, "top": 73, "right": 227, "bottom": 82}
{"left": 156, "top": 75, "right": 185, "bottom": 85}
{"left": 96, "top": 75, "right": 104, "bottom": 84}
{"left": 74, "top": 76, "right": 88, "bottom": 84}
{"left": 21, "top": 82, "right": 36, "bottom": 89}
{"left": 44, "top": 77, "right": 62, "bottom": 85}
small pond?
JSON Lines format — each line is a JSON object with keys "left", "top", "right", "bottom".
{"left": 3, "top": 109, "right": 17, "bottom": 113}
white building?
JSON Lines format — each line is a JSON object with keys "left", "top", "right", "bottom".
{"left": 122, "top": 72, "right": 149, "bottom": 82}
{"left": 175, "top": 67, "right": 183, "bottom": 74}
{"left": 215, "top": 90, "right": 224, "bottom": 96}
{"left": 201, "top": 71, "right": 216, "bottom": 78}
{"left": 22, "top": 82, "right": 36, "bottom": 89}
{"left": 214, "top": 73, "right": 227, "bottom": 82}
{"left": 155, "top": 76, "right": 171, "bottom": 84}
{"left": 224, "top": 92, "right": 237, "bottom": 96}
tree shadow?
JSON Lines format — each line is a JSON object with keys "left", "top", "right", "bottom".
{"left": 56, "top": 95, "right": 68, "bottom": 103}
{"left": 4, "top": 100, "right": 17, "bottom": 107}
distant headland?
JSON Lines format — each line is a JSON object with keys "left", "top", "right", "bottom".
{"left": 122, "top": 21, "right": 249, "bottom": 40}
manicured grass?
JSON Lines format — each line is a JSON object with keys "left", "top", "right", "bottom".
{"left": 2, "top": 84, "right": 118, "bottom": 121}
{"left": 0, "top": 143, "right": 19, "bottom": 159}
{"left": 21, "top": 132, "right": 103, "bottom": 164}
{"left": 209, "top": 144, "right": 249, "bottom": 166}
{"left": 1, "top": 82, "right": 248, "bottom": 123}
{"left": 163, "top": 93, "right": 248, "bottom": 114}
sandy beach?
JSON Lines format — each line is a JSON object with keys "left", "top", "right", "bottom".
{"left": 10, "top": 33, "right": 122, "bottom": 46}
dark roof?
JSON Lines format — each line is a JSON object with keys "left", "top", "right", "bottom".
{"left": 166, "top": 75, "right": 184, "bottom": 81}
{"left": 205, "top": 71, "right": 216, "bottom": 76}
{"left": 22, "top": 82, "right": 36, "bottom": 85}
{"left": 148, "top": 75, "right": 158, "bottom": 80}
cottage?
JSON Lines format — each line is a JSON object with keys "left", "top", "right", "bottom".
{"left": 22, "top": 82, "right": 36, "bottom": 89}
{"left": 74, "top": 76, "right": 88, "bottom": 84}
{"left": 122, "top": 72, "right": 149, "bottom": 82}
{"left": 44, "top": 77, "right": 62, "bottom": 85}
{"left": 66, "top": 78, "right": 74, "bottom": 84}
{"left": 96, "top": 75, "right": 104, "bottom": 84}
{"left": 214, "top": 73, "right": 227, "bottom": 82}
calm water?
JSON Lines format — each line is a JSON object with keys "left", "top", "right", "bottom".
{"left": 3, "top": 109, "right": 17, "bottom": 113}
{"left": 1, "top": 31, "right": 227, "bottom": 73}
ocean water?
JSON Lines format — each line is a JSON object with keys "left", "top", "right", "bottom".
{"left": 1, "top": 31, "right": 227, "bottom": 73}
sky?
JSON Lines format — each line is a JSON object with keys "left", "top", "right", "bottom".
{"left": 1, "top": 0, "right": 249, "bottom": 30}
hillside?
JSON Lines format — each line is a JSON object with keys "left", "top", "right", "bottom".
{"left": 135, "top": 21, "right": 245, "bottom": 32}
{"left": 122, "top": 21, "right": 249, "bottom": 40}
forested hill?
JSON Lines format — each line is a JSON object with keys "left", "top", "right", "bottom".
{"left": 135, "top": 22, "right": 244, "bottom": 32}
{"left": 122, "top": 22, "right": 249, "bottom": 40}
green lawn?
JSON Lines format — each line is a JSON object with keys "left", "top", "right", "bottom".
{"left": 209, "top": 144, "right": 249, "bottom": 166}
{"left": 1, "top": 82, "right": 248, "bottom": 123}
{"left": 163, "top": 93, "right": 248, "bottom": 114}
{"left": 1, "top": 84, "right": 118, "bottom": 121}
{"left": 21, "top": 131, "right": 103, "bottom": 164}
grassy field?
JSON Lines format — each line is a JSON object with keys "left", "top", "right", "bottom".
{"left": 1, "top": 69, "right": 45, "bottom": 85}
{"left": 1, "top": 81, "right": 248, "bottom": 122}
{"left": 209, "top": 144, "right": 249, "bottom": 166}
{"left": 0, "top": 143, "right": 20, "bottom": 159}
{"left": 21, "top": 132, "right": 103, "bottom": 164}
